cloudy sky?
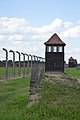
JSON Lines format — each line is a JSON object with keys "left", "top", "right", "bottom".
{"left": 0, "top": 0, "right": 80, "bottom": 63}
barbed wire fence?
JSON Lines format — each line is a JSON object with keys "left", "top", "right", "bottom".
{"left": 0, "top": 48, "right": 45, "bottom": 81}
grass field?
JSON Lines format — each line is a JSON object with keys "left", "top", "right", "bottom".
{"left": 64, "top": 67, "right": 80, "bottom": 79}
{"left": 0, "top": 68, "right": 80, "bottom": 120}
{"left": 0, "top": 67, "right": 30, "bottom": 78}
{"left": 0, "top": 77, "right": 30, "bottom": 120}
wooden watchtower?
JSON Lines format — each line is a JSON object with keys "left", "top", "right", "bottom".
{"left": 44, "top": 33, "right": 66, "bottom": 72}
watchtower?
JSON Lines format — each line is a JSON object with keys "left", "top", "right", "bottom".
{"left": 44, "top": 33, "right": 66, "bottom": 72}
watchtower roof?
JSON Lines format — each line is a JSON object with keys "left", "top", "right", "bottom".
{"left": 44, "top": 33, "right": 66, "bottom": 46}
{"left": 69, "top": 57, "right": 74, "bottom": 61}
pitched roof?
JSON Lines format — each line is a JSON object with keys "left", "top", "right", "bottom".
{"left": 69, "top": 57, "right": 77, "bottom": 61}
{"left": 69, "top": 57, "right": 74, "bottom": 61}
{"left": 44, "top": 33, "right": 66, "bottom": 46}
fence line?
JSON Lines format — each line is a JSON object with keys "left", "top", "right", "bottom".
{"left": 0, "top": 48, "right": 45, "bottom": 80}
{"left": 30, "top": 55, "right": 45, "bottom": 95}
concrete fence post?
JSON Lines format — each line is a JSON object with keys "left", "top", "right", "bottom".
{"left": 29, "top": 54, "right": 33, "bottom": 72}
{"left": 25, "top": 54, "right": 29, "bottom": 74}
{"left": 21, "top": 53, "right": 25, "bottom": 77}
{"left": 3, "top": 48, "right": 8, "bottom": 80}
{"left": 16, "top": 51, "right": 21, "bottom": 77}
{"left": 9, "top": 50, "right": 15, "bottom": 77}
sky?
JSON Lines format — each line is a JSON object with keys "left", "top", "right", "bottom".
{"left": 0, "top": 0, "right": 80, "bottom": 63}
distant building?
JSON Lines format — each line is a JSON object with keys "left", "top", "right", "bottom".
{"left": 44, "top": 33, "right": 66, "bottom": 72}
{"left": 68, "top": 57, "right": 77, "bottom": 67}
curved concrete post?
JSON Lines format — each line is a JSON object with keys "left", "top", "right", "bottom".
{"left": 25, "top": 54, "right": 29, "bottom": 74}
{"left": 9, "top": 50, "right": 15, "bottom": 77}
{"left": 16, "top": 51, "right": 21, "bottom": 77}
{"left": 21, "top": 53, "right": 25, "bottom": 77}
{"left": 3, "top": 48, "right": 8, "bottom": 80}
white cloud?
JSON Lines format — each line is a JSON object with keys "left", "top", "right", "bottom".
{"left": 74, "top": 48, "right": 80, "bottom": 53}
{"left": 9, "top": 34, "right": 25, "bottom": 41}
{"left": 0, "top": 17, "right": 80, "bottom": 62}
{"left": 61, "top": 26, "right": 80, "bottom": 39}
{"left": 0, "top": 17, "right": 28, "bottom": 35}
{"left": 64, "top": 21, "right": 73, "bottom": 29}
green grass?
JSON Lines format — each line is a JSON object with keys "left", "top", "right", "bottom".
{"left": 64, "top": 68, "right": 80, "bottom": 79}
{"left": 0, "top": 77, "right": 30, "bottom": 120}
{"left": 0, "top": 67, "right": 31, "bottom": 78}
{"left": 0, "top": 67, "right": 6, "bottom": 77}
{"left": 0, "top": 72, "right": 80, "bottom": 120}
{"left": 38, "top": 80, "right": 80, "bottom": 120}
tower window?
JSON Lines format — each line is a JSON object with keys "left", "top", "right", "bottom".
{"left": 54, "top": 46, "right": 57, "bottom": 52}
{"left": 58, "top": 46, "right": 62, "bottom": 52}
{"left": 47, "top": 46, "right": 51, "bottom": 52}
